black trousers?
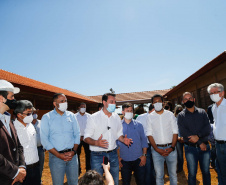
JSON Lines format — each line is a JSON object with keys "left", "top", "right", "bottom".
{"left": 23, "top": 164, "right": 41, "bottom": 185}
{"left": 77, "top": 140, "right": 91, "bottom": 173}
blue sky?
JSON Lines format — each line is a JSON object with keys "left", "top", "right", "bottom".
{"left": 1, "top": 0, "right": 226, "bottom": 96}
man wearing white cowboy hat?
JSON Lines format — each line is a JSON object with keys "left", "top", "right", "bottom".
{"left": 0, "top": 79, "right": 26, "bottom": 185}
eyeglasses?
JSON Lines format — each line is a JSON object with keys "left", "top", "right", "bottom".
{"left": 21, "top": 113, "right": 33, "bottom": 116}
{"left": 209, "top": 91, "right": 221, "bottom": 95}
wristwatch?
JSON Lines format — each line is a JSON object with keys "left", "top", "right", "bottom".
{"left": 142, "top": 153, "right": 147, "bottom": 157}
{"left": 170, "top": 146, "right": 175, "bottom": 151}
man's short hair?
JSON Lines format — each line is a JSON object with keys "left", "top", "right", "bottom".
{"left": 79, "top": 102, "right": 86, "bottom": 106}
{"left": 0, "top": 91, "right": 8, "bottom": 99}
{"left": 14, "top": 100, "right": 33, "bottom": 117}
{"left": 53, "top": 93, "right": 64, "bottom": 102}
{"left": 151, "top": 94, "right": 163, "bottom": 103}
{"left": 78, "top": 170, "right": 104, "bottom": 185}
{"left": 207, "top": 83, "right": 224, "bottom": 94}
{"left": 122, "top": 102, "right": 133, "bottom": 111}
{"left": 149, "top": 103, "right": 154, "bottom": 111}
{"left": 182, "top": 92, "right": 193, "bottom": 99}
{"left": 102, "top": 93, "right": 116, "bottom": 103}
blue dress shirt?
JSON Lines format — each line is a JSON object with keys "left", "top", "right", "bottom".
{"left": 40, "top": 109, "right": 80, "bottom": 151}
{"left": 117, "top": 119, "right": 148, "bottom": 161}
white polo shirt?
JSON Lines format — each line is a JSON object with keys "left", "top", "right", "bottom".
{"left": 14, "top": 119, "right": 39, "bottom": 165}
{"left": 75, "top": 112, "right": 91, "bottom": 136}
{"left": 146, "top": 110, "right": 178, "bottom": 145}
{"left": 212, "top": 98, "right": 226, "bottom": 141}
{"left": 84, "top": 110, "right": 123, "bottom": 151}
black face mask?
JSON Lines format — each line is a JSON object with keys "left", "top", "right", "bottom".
{"left": 176, "top": 110, "right": 182, "bottom": 114}
{"left": 164, "top": 106, "right": 169, "bottom": 110}
{"left": 184, "top": 100, "right": 195, "bottom": 108}
{"left": 5, "top": 99, "right": 17, "bottom": 109}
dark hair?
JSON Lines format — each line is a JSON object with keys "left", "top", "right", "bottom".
{"left": 53, "top": 93, "right": 64, "bottom": 102}
{"left": 98, "top": 103, "right": 103, "bottom": 109}
{"left": 134, "top": 104, "right": 145, "bottom": 115}
{"left": 149, "top": 103, "right": 154, "bottom": 111}
{"left": 0, "top": 91, "right": 8, "bottom": 99}
{"left": 122, "top": 102, "right": 133, "bottom": 111}
{"left": 14, "top": 100, "right": 33, "bottom": 117}
{"left": 78, "top": 170, "right": 104, "bottom": 185}
{"left": 164, "top": 101, "right": 173, "bottom": 111}
{"left": 151, "top": 94, "right": 163, "bottom": 103}
{"left": 80, "top": 102, "right": 86, "bottom": 106}
{"left": 102, "top": 93, "right": 116, "bottom": 103}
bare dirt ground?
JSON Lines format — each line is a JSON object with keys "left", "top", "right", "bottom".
{"left": 42, "top": 148, "right": 218, "bottom": 185}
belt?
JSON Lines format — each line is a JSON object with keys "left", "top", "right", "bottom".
{"left": 93, "top": 149, "right": 115, "bottom": 154}
{"left": 185, "top": 141, "right": 209, "bottom": 147}
{"left": 26, "top": 161, "right": 39, "bottom": 169}
{"left": 156, "top": 143, "right": 172, "bottom": 147}
{"left": 216, "top": 140, "right": 226, "bottom": 144}
{"left": 59, "top": 148, "right": 74, "bottom": 153}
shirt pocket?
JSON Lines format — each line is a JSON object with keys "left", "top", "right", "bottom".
{"left": 64, "top": 118, "right": 74, "bottom": 133}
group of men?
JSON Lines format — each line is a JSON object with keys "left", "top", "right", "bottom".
{"left": 0, "top": 79, "right": 226, "bottom": 185}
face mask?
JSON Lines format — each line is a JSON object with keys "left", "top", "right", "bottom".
{"left": 210, "top": 94, "right": 222, "bottom": 103}
{"left": 107, "top": 104, "right": 116, "bottom": 113}
{"left": 5, "top": 99, "right": 17, "bottom": 109}
{"left": 176, "top": 110, "right": 182, "bottom": 114}
{"left": 58, "top": 102, "right": 68, "bottom": 112}
{"left": 164, "top": 106, "right": 169, "bottom": 110}
{"left": 33, "top": 114, "right": 38, "bottom": 119}
{"left": 154, "top": 102, "right": 163, "bottom": 111}
{"left": 22, "top": 114, "right": 33, "bottom": 124}
{"left": 124, "top": 112, "right": 133, "bottom": 120}
{"left": 80, "top": 108, "right": 86, "bottom": 113}
{"left": 184, "top": 100, "right": 195, "bottom": 108}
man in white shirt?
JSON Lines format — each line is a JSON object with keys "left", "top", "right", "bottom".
{"left": 84, "top": 93, "right": 133, "bottom": 185}
{"left": 14, "top": 100, "right": 40, "bottom": 185}
{"left": 32, "top": 108, "right": 44, "bottom": 184}
{"left": 207, "top": 83, "right": 226, "bottom": 185}
{"left": 75, "top": 102, "right": 91, "bottom": 174}
{"left": 147, "top": 94, "right": 178, "bottom": 185}
{"left": 136, "top": 103, "right": 156, "bottom": 185}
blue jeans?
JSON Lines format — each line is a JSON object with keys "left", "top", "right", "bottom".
{"left": 216, "top": 142, "right": 226, "bottom": 185}
{"left": 145, "top": 145, "right": 156, "bottom": 185}
{"left": 91, "top": 149, "right": 119, "bottom": 185}
{"left": 37, "top": 146, "right": 45, "bottom": 179}
{"left": 49, "top": 152, "right": 78, "bottom": 185}
{"left": 176, "top": 141, "right": 184, "bottom": 172}
{"left": 184, "top": 144, "right": 211, "bottom": 185}
{"left": 121, "top": 158, "right": 145, "bottom": 185}
{"left": 151, "top": 146, "right": 177, "bottom": 185}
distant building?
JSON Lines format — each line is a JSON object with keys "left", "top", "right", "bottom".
{"left": 0, "top": 69, "right": 98, "bottom": 117}
{"left": 165, "top": 51, "right": 226, "bottom": 109}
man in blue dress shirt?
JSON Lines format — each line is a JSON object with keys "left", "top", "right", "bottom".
{"left": 40, "top": 93, "right": 80, "bottom": 185}
{"left": 118, "top": 103, "right": 148, "bottom": 185}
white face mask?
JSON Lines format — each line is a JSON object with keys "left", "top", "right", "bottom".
{"left": 58, "top": 102, "right": 68, "bottom": 112}
{"left": 80, "top": 108, "right": 86, "bottom": 113}
{"left": 124, "top": 112, "right": 133, "bottom": 120}
{"left": 33, "top": 114, "right": 38, "bottom": 119}
{"left": 210, "top": 94, "right": 222, "bottom": 103}
{"left": 23, "top": 114, "right": 33, "bottom": 124}
{"left": 154, "top": 102, "right": 163, "bottom": 111}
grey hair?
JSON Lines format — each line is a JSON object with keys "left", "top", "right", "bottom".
{"left": 207, "top": 83, "right": 224, "bottom": 94}
{"left": 182, "top": 92, "right": 193, "bottom": 98}
{"left": 14, "top": 100, "right": 33, "bottom": 117}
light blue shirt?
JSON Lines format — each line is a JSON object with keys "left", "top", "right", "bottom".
{"left": 40, "top": 109, "right": 80, "bottom": 151}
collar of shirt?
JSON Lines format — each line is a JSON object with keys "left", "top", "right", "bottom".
{"left": 213, "top": 98, "right": 226, "bottom": 109}
{"left": 184, "top": 106, "right": 198, "bottom": 114}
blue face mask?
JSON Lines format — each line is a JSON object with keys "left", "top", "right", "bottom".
{"left": 107, "top": 104, "right": 116, "bottom": 113}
